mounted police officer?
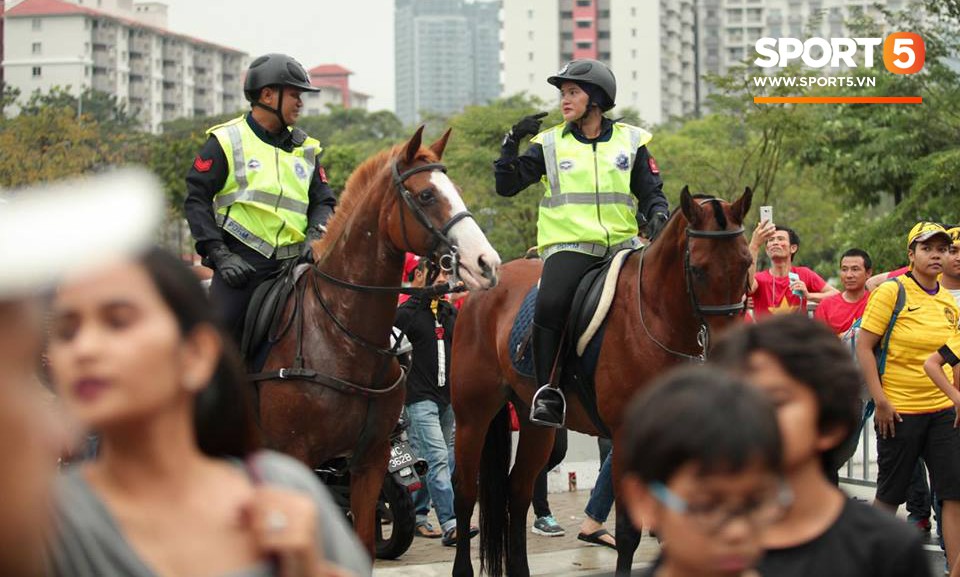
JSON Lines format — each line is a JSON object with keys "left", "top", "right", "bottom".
{"left": 494, "top": 59, "right": 670, "bottom": 427}
{"left": 184, "top": 53, "right": 337, "bottom": 340}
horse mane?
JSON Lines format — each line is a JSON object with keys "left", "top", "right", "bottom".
{"left": 315, "top": 142, "right": 440, "bottom": 253}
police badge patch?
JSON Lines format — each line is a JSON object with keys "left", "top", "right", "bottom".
{"left": 614, "top": 152, "right": 631, "bottom": 171}
{"left": 294, "top": 162, "right": 307, "bottom": 180}
{"left": 559, "top": 159, "right": 575, "bottom": 171}
{"left": 247, "top": 158, "right": 261, "bottom": 171}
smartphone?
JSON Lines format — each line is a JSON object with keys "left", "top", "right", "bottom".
{"left": 760, "top": 205, "right": 773, "bottom": 225}
{"left": 788, "top": 271, "right": 803, "bottom": 298}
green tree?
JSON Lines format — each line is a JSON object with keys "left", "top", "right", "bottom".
{"left": 0, "top": 106, "right": 118, "bottom": 187}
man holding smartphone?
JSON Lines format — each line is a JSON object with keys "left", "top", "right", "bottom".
{"left": 748, "top": 217, "right": 838, "bottom": 317}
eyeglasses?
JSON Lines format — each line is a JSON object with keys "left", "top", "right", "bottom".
{"left": 648, "top": 479, "right": 792, "bottom": 534}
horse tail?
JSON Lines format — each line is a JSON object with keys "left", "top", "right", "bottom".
{"left": 479, "top": 404, "right": 511, "bottom": 577}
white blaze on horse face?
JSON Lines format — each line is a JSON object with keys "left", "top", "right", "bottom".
{"left": 429, "top": 172, "right": 501, "bottom": 290}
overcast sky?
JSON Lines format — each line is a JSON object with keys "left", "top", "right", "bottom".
{"left": 162, "top": 0, "right": 396, "bottom": 111}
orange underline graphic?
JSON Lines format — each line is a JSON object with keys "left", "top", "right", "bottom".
{"left": 754, "top": 96, "right": 923, "bottom": 104}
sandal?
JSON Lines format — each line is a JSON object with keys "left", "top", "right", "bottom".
{"left": 577, "top": 528, "right": 616, "bottom": 550}
{"left": 416, "top": 523, "right": 442, "bottom": 538}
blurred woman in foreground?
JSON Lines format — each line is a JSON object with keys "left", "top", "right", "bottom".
{"left": 46, "top": 248, "right": 370, "bottom": 577}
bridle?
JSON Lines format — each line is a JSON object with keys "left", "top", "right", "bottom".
{"left": 639, "top": 199, "right": 746, "bottom": 362}
{"left": 251, "top": 158, "right": 479, "bottom": 392}
{"left": 312, "top": 158, "right": 475, "bottom": 297}
{"left": 307, "top": 158, "right": 475, "bottom": 360}
{"left": 392, "top": 160, "right": 475, "bottom": 282}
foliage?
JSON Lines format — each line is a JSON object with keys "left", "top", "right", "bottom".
{"left": 0, "top": 105, "right": 122, "bottom": 188}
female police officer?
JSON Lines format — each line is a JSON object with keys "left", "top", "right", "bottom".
{"left": 494, "top": 59, "right": 669, "bottom": 427}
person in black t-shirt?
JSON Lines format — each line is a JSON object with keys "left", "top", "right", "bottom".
{"left": 620, "top": 367, "right": 786, "bottom": 577}
{"left": 394, "top": 259, "right": 477, "bottom": 547}
{"left": 713, "top": 315, "right": 928, "bottom": 577}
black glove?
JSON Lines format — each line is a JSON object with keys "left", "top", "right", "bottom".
{"left": 207, "top": 243, "right": 256, "bottom": 288}
{"left": 508, "top": 112, "right": 548, "bottom": 141}
{"left": 646, "top": 212, "right": 670, "bottom": 240}
{"left": 300, "top": 225, "right": 325, "bottom": 263}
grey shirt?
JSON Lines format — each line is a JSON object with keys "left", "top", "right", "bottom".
{"left": 48, "top": 450, "right": 371, "bottom": 577}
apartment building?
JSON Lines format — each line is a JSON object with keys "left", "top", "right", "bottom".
{"left": 501, "top": 0, "right": 697, "bottom": 125}
{"left": 303, "top": 64, "right": 370, "bottom": 116}
{"left": 2, "top": 0, "right": 247, "bottom": 133}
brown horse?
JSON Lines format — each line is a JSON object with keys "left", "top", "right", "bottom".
{"left": 255, "top": 126, "right": 500, "bottom": 557}
{"left": 450, "top": 187, "right": 752, "bottom": 577}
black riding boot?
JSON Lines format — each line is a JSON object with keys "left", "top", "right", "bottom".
{"left": 530, "top": 323, "right": 566, "bottom": 427}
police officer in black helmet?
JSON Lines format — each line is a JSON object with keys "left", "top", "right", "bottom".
{"left": 184, "top": 53, "right": 337, "bottom": 343}
{"left": 495, "top": 59, "right": 669, "bottom": 427}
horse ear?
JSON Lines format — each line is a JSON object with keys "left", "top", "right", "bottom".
{"left": 730, "top": 187, "right": 753, "bottom": 224}
{"left": 404, "top": 125, "right": 425, "bottom": 164}
{"left": 679, "top": 186, "right": 699, "bottom": 225}
{"left": 429, "top": 128, "right": 452, "bottom": 160}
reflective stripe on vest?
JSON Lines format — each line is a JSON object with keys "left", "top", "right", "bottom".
{"left": 208, "top": 116, "right": 320, "bottom": 258}
{"left": 533, "top": 122, "right": 652, "bottom": 251}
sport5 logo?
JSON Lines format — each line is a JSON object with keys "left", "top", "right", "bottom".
{"left": 755, "top": 32, "right": 925, "bottom": 74}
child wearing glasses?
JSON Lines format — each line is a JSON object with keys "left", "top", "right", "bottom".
{"left": 619, "top": 366, "right": 787, "bottom": 577}
{"left": 714, "top": 315, "right": 927, "bottom": 577}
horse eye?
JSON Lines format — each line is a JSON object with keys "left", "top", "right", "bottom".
{"left": 418, "top": 189, "right": 436, "bottom": 205}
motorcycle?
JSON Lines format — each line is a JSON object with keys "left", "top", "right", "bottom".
{"left": 315, "top": 330, "right": 426, "bottom": 560}
{"left": 315, "top": 409, "right": 427, "bottom": 559}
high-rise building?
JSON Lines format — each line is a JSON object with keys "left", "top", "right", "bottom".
{"left": 394, "top": 0, "right": 499, "bottom": 125}
{"left": 2, "top": 0, "right": 247, "bottom": 133}
{"left": 501, "top": 0, "right": 697, "bottom": 125}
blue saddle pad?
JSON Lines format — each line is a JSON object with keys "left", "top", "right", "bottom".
{"left": 508, "top": 286, "right": 538, "bottom": 378}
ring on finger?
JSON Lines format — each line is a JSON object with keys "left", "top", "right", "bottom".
{"left": 267, "top": 510, "right": 289, "bottom": 533}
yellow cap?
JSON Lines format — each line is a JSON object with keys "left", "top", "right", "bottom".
{"left": 908, "top": 221, "right": 951, "bottom": 248}
{"left": 948, "top": 226, "right": 960, "bottom": 245}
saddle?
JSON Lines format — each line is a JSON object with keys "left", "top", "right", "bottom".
{"left": 508, "top": 248, "right": 638, "bottom": 437}
{"left": 240, "top": 260, "right": 311, "bottom": 371}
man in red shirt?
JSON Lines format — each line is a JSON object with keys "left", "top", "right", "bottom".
{"left": 748, "top": 222, "right": 838, "bottom": 318}
{"left": 814, "top": 248, "right": 872, "bottom": 334}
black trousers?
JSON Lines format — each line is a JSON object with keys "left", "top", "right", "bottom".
{"left": 208, "top": 238, "right": 285, "bottom": 347}
{"left": 534, "top": 251, "right": 605, "bottom": 332}
{"left": 532, "top": 428, "right": 569, "bottom": 518}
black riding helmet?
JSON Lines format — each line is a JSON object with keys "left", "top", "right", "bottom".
{"left": 244, "top": 53, "right": 319, "bottom": 129}
{"left": 547, "top": 59, "right": 617, "bottom": 112}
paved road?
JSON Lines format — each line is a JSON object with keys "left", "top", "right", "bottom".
{"left": 373, "top": 484, "right": 946, "bottom": 577}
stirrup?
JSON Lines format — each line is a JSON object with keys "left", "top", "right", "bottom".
{"left": 529, "top": 384, "right": 566, "bottom": 428}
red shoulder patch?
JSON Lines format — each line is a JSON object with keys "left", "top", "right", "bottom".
{"left": 193, "top": 155, "right": 213, "bottom": 173}
{"left": 317, "top": 165, "right": 329, "bottom": 184}
{"left": 647, "top": 156, "right": 660, "bottom": 175}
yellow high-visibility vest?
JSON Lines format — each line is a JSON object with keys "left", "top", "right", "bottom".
{"left": 531, "top": 122, "right": 651, "bottom": 253}
{"left": 208, "top": 116, "right": 321, "bottom": 259}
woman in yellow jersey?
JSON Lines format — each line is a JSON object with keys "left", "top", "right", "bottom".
{"left": 856, "top": 222, "right": 960, "bottom": 569}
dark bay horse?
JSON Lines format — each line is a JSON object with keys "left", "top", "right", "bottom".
{"left": 255, "top": 126, "right": 500, "bottom": 556}
{"left": 450, "top": 187, "right": 752, "bottom": 577}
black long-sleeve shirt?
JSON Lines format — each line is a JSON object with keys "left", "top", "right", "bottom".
{"left": 493, "top": 117, "right": 668, "bottom": 223}
{"left": 394, "top": 296, "right": 457, "bottom": 408}
{"left": 184, "top": 113, "right": 337, "bottom": 257}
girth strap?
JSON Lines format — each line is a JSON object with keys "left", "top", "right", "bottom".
{"left": 248, "top": 365, "right": 407, "bottom": 399}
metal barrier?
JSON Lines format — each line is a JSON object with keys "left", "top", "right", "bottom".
{"left": 839, "top": 412, "right": 878, "bottom": 488}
